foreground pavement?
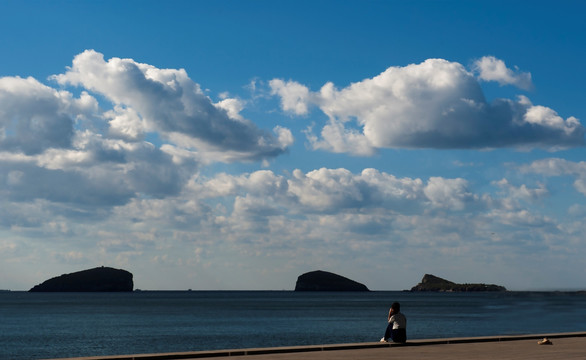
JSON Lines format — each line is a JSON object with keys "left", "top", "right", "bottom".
{"left": 47, "top": 332, "right": 586, "bottom": 360}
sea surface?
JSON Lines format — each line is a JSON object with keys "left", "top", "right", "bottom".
{"left": 1, "top": 290, "right": 585, "bottom": 360}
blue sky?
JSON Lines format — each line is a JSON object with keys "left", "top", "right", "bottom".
{"left": 1, "top": 0, "right": 585, "bottom": 291}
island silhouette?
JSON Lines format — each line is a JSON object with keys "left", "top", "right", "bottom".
{"left": 29, "top": 266, "right": 133, "bottom": 292}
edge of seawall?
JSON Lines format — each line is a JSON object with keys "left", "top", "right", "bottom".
{"left": 45, "top": 332, "right": 586, "bottom": 360}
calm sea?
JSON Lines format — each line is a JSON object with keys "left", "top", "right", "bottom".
{"left": 1, "top": 290, "right": 585, "bottom": 360}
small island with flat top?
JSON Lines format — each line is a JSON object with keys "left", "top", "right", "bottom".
{"left": 410, "top": 274, "right": 506, "bottom": 292}
{"left": 29, "top": 266, "right": 133, "bottom": 292}
{"left": 294, "top": 270, "right": 369, "bottom": 291}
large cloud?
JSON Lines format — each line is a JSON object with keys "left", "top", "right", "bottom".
{"left": 53, "top": 50, "right": 292, "bottom": 162}
{"left": 196, "top": 167, "right": 481, "bottom": 215}
{"left": 271, "top": 58, "right": 583, "bottom": 155}
{"left": 0, "top": 50, "right": 293, "bottom": 219}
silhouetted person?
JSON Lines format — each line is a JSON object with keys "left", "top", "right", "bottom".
{"left": 380, "top": 302, "right": 406, "bottom": 343}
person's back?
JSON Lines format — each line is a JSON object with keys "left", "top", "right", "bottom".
{"left": 389, "top": 311, "right": 406, "bottom": 343}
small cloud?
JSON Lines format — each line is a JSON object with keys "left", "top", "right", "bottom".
{"left": 493, "top": 178, "right": 549, "bottom": 204}
{"left": 269, "top": 79, "right": 311, "bottom": 115}
{"left": 452, "top": 160, "right": 481, "bottom": 168}
{"left": 520, "top": 158, "right": 586, "bottom": 196}
{"left": 473, "top": 56, "right": 534, "bottom": 90}
{"left": 568, "top": 204, "right": 586, "bottom": 216}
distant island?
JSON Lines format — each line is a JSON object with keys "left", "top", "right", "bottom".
{"left": 29, "top": 266, "right": 133, "bottom": 292}
{"left": 295, "top": 270, "right": 369, "bottom": 291}
{"left": 410, "top": 274, "right": 506, "bottom": 292}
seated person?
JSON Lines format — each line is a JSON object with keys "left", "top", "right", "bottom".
{"left": 380, "top": 302, "right": 406, "bottom": 343}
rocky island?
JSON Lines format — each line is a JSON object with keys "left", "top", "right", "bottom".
{"left": 294, "top": 270, "right": 369, "bottom": 291}
{"left": 410, "top": 274, "right": 506, "bottom": 292}
{"left": 29, "top": 266, "right": 133, "bottom": 292}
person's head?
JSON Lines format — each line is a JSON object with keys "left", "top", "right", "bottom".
{"left": 391, "top": 302, "right": 400, "bottom": 313}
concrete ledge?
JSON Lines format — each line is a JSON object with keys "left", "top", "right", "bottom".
{"left": 401, "top": 331, "right": 586, "bottom": 346}
{"left": 45, "top": 332, "right": 586, "bottom": 360}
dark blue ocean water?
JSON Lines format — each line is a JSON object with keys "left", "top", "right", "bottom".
{"left": 1, "top": 291, "right": 585, "bottom": 360}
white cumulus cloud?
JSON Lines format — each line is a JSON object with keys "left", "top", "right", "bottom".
{"left": 0, "top": 50, "right": 295, "bottom": 219}
{"left": 424, "top": 177, "right": 475, "bottom": 211}
{"left": 473, "top": 56, "right": 533, "bottom": 90}
{"left": 270, "top": 58, "right": 583, "bottom": 155}
{"left": 269, "top": 79, "right": 311, "bottom": 115}
{"left": 53, "top": 50, "right": 292, "bottom": 162}
{"left": 199, "top": 167, "right": 484, "bottom": 215}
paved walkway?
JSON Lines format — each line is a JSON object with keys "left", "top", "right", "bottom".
{"left": 47, "top": 332, "right": 586, "bottom": 360}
